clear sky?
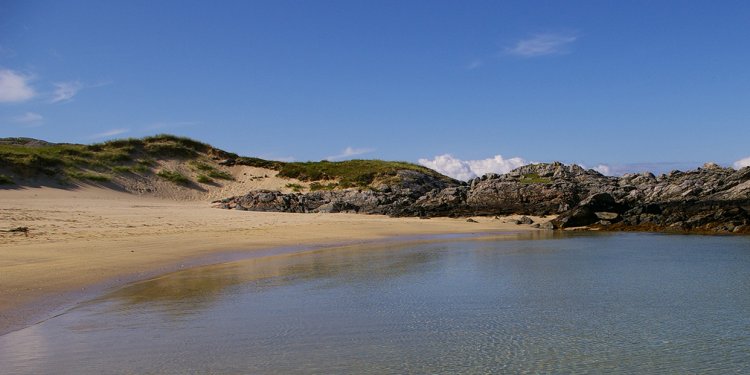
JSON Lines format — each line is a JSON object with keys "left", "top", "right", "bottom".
{"left": 1, "top": 1, "right": 749, "bottom": 178}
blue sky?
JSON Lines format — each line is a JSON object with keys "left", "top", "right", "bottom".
{"left": 1, "top": 1, "right": 749, "bottom": 178}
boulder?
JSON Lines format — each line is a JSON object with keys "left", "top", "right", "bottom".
{"left": 518, "top": 216, "right": 534, "bottom": 224}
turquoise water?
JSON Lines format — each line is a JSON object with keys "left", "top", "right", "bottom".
{"left": 1, "top": 233, "right": 749, "bottom": 374}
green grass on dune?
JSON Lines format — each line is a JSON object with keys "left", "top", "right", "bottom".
{"left": 0, "top": 174, "right": 14, "bottom": 185}
{"left": 275, "top": 159, "right": 450, "bottom": 187}
{"left": 157, "top": 170, "right": 190, "bottom": 185}
{"left": 0, "top": 134, "right": 455, "bottom": 189}
{"left": 0, "top": 134, "right": 225, "bottom": 182}
{"left": 189, "top": 161, "right": 234, "bottom": 180}
{"left": 196, "top": 174, "right": 213, "bottom": 184}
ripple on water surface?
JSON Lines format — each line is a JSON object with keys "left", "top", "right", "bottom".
{"left": 1, "top": 233, "right": 749, "bottom": 374}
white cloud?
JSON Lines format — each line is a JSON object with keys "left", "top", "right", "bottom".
{"left": 418, "top": 154, "right": 528, "bottom": 181}
{"left": 734, "top": 157, "right": 750, "bottom": 169}
{"left": 0, "top": 69, "right": 35, "bottom": 103}
{"left": 51, "top": 81, "right": 83, "bottom": 103}
{"left": 89, "top": 128, "right": 129, "bottom": 139}
{"left": 586, "top": 162, "right": 708, "bottom": 176}
{"left": 466, "top": 59, "right": 483, "bottom": 70}
{"left": 593, "top": 164, "right": 612, "bottom": 176}
{"left": 13, "top": 112, "right": 43, "bottom": 125}
{"left": 505, "top": 33, "right": 578, "bottom": 57}
{"left": 325, "top": 146, "right": 375, "bottom": 161}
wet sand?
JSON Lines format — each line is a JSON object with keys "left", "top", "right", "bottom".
{"left": 0, "top": 186, "right": 549, "bottom": 335}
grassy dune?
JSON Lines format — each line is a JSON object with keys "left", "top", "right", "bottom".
{"left": 0, "top": 135, "right": 453, "bottom": 189}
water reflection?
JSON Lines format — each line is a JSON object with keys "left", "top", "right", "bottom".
{"left": 102, "top": 231, "right": 561, "bottom": 317}
{"left": 2, "top": 232, "right": 749, "bottom": 374}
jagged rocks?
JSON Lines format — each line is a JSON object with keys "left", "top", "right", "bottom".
{"left": 414, "top": 187, "right": 469, "bottom": 217}
{"left": 216, "top": 162, "right": 750, "bottom": 234}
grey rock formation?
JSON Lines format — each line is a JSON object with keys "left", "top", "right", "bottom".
{"left": 215, "top": 162, "right": 750, "bottom": 234}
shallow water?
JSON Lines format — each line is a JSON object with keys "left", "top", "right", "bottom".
{"left": 2, "top": 232, "right": 750, "bottom": 374}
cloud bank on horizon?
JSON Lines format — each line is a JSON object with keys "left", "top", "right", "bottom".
{"left": 418, "top": 154, "right": 528, "bottom": 181}
{"left": 419, "top": 154, "right": 750, "bottom": 181}
{"left": 735, "top": 157, "right": 750, "bottom": 169}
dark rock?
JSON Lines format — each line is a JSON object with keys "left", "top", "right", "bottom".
{"left": 466, "top": 218, "right": 478, "bottom": 223}
{"left": 518, "top": 216, "right": 534, "bottom": 224}
{"left": 215, "top": 162, "right": 750, "bottom": 234}
{"left": 552, "top": 206, "right": 597, "bottom": 228}
{"left": 540, "top": 221, "right": 555, "bottom": 230}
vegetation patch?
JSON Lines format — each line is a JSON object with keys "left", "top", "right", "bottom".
{"left": 0, "top": 144, "right": 75, "bottom": 177}
{"left": 0, "top": 174, "right": 14, "bottom": 185}
{"left": 111, "top": 166, "right": 132, "bottom": 173}
{"left": 277, "top": 159, "right": 449, "bottom": 188}
{"left": 68, "top": 171, "right": 111, "bottom": 182}
{"left": 189, "top": 161, "right": 234, "bottom": 180}
{"left": 235, "top": 157, "right": 284, "bottom": 170}
{"left": 309, "top": 182, "right": 339, "bottom": 191}
{"left": 145, "top": 142, "right": 198, "bottom": 158}
{"left": 207, "top": 169, "right": 233, "bottom": 180}
{"left": 285, "top": 183, "right": 304, "bottom": 192}
{"left": 132, "top": 164, "right": 151, "bottom": 173}
{"left": 0, "top": 135, "right": 457, "bottom": 191}
{"left": 190, "top": 161, "right": 214, "bottom": 171}
{"left": 196, "top": 175, "right": 213, "bottom": 184}
{"left": 157, "top": 170, "right": 190, "bottom": 185}
{"left": 520, "top": 173, "right": 552, "bottom": 184}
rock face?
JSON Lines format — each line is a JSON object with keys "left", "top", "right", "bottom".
{"left": 550, "top": 163, "right": 750, "bottom": 233}
{"left": 213, "top": 170, "right": 460, "bottom": 217}
{"left": 215, "top": 162, "right": 750, "bottom": 234}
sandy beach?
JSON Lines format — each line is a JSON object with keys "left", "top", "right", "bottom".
{"left": 0, "top": 186, "right": 547, "bottom": 335}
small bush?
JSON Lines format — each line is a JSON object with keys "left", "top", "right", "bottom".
{"left": 137, "top": 158, "right": 156, "bottom": 166}
{"left": 111, "top": 166, "right": 132, "bottom": 173}
{"left": 143, "top": 134, "right": 212, "bottom": 153}
{"left": 95, "top": 150, "right": 132, "bottom": 163}
{"left": 92, "top": 138, "right": 144, "bottom": 150}
{"left": 157, "top": 170, "right": 190, "bottom": 184}
{"left": 145, "top": 143, "right": 198, "bottom": 158}
{"left": 132, "top": 164, "right": 151, "bottom": 173}
{"left": 196, "top": 174, "right": 213, "bottom": 183}
{"left": 190, "top": 161, "right": 214, "bottom": 171}
{"left": 68, "top": 171, "right": 111, "bottom": 182}
{"left": 0, "top": 174, "right": 14, "bottom": 185}
{"left": 285, "top": 183, "right": 304, "bottom": 192}
{"left": 235, "top": 157, "right": 284, "bottom": 170}
{"left": 207, "top": 169, "right": 233, "bottom": 180}
{"left": 309, "top": 182, "right": 338, "bottom": 191}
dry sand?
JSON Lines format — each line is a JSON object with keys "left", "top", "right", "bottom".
{"left": 0, "top": 185, "right": 550, "bottom": 335}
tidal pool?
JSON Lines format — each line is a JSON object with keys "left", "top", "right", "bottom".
{"left": 1, "top": 232, "right": 749, "bottom": 374}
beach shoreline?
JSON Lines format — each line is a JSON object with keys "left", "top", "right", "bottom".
{"left": 0, "top": 186, "right": 549, "bottom": 336}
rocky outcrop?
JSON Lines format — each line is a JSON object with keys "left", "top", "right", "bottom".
{"left": 216, "top": 162, "right": 750, "bottom": 234}
{"left": 551, "top": 163, "right": 750, "bottom": 233}
{"left": 213, "top": 170, "right": 460, "bottom": 217}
